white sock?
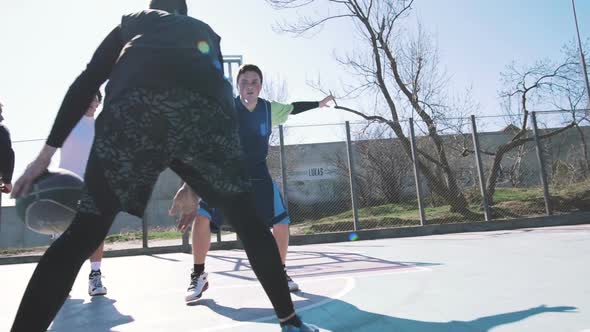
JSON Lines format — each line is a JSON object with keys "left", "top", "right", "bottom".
{"left": 91, "top": 261, "right": 101, "bottom": 272}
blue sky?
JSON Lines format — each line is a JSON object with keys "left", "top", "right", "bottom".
{"left": 0, "top": 0, "right": 588, "bottom": 202}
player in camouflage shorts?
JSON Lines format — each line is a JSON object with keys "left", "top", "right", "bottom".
{"left": 78, "top": 87, "right": 249, "bottom": 217}
{"left": 10, "top": 1, "right": 317, "bottom": 331}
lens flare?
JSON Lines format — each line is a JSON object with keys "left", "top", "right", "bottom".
{"left": 197, "top": 41, "right": 210, "bottom": 54}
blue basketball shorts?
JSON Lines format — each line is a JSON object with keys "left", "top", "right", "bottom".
{"left": 198, "top": 180, "right": 290, "bottom": 232}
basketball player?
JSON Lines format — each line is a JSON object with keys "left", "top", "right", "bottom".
{"left": 10, "top": 1, "right": 318, "bottom": 331}
{"left": 59, "top": 91, "right": 108, "bottom": 296}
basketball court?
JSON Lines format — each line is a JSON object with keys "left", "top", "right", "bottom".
{"left": 1, "top": 224, "right": 589, "bottom": 331}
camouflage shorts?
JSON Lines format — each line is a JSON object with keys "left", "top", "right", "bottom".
{"left": 79, "top": 88, "right": 249, "bottom": 217}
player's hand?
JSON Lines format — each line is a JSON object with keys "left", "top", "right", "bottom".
{"left": 11, "top": 157, "right": 50, "bottom": 198}
{"left": 1, "top": 183, "right": 12, "bottom": 194}
{"left": 319, "top": 94, "right": 336, "bottom": 108}
{"left": 169, "top": 183, "right": 200, "bottom": 233}
{"left": 12, "top": 144, "right": 56, "bottom": 198}
{"left": 176, "top": 216, "right": 194, "bottom": 234}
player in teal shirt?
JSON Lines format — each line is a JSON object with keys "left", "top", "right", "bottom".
{"left": 182, "top": 64, "right": 335, "bottom": 302}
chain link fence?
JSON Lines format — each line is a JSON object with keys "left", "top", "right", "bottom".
{"left": 268, "top": 123, "right": 353, "bottom": 235}
{"left": 347, "top": 122, "right": 420, "bottom": 230}
{"left": 474, "top": 115, "right": 544, "bottom": 219}
{"left": 537, "top": 111, "right": 590, "bottom": 215}
{"left": 2, "top": 110, "right": 589, "bottom": 257}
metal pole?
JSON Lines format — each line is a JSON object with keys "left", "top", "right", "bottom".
{"left": 408, "top": 118, "right": 426, "bottom": 225}
{"left": 228, "top": 62, "right": 234, "bottom": 84}
{"left": 531, "top": 112, "right": 553, "bottom": 215}
{"left": 345, "top": 121, "right": 360, "bottom": 231}
{"left": 572, "top": 0, "right": 590, "bottom": 110}
{"left": 0, "top": 174, "right": 4, "bottom": 232}
{"left": 470, "top": 115, "right": 492, "bottom": 221}
{"left": 279, "top": 125, "right": 289, "bottom": 212}
{"left": 182, "top": 228, "right": 189, "bottom": 251}
{"left": 142, "top": 218, "right": 148, "bottom": 248}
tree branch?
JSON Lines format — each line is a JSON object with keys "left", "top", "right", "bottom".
{"left": 335, "top": 105, "right": 394, "bottom": 125}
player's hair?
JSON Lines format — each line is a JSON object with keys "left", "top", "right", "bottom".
{"left": 237, "top": 64, "right": 263, "bottom": 84}
{"left": 149, "top": 0, "right": 188, "bottom": 15}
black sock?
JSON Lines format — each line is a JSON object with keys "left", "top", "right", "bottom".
{"left": 193, "top": 264, "right": 205, "bottom": 275}
{"left": 280, "top": 315, "right": 302, "bottom": 328}
{"left": 282, "top": 264, "right": 286, "bottom": 271}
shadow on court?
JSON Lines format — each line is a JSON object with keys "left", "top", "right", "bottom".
{"left": 198, "top": 292, "right": 576, "bottom": 332}
{"left": 49, "top": 296, "right": 134, "bottom": 332}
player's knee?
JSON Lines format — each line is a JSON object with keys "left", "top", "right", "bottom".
{"left": 195, "top": 215, "right": 210, "bottom": 225}
{"left": 56, "top": 213, "right": 112, "bottom": 257}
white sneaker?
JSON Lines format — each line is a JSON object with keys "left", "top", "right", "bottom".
{"left": 185, "top": 271, "right": 209, "bottom": 303}
{"left": 88, "top": 270, "right": 107, "bottom": 296}
{"left": 285, "top": 269, "right": 299, "bottom": 292}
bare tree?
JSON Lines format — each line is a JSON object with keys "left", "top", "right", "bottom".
{"left": 556, "top": 40, "right": 590, "bottom": 175}
{"left": 326, "top": 123, "right": 412, "bottom": 206}
{"left": 480, "top": 60, "right": 580, "bottom": 203}
{"left": 262, "top": 74, "right": 290, "bottom": 146}
{"left": 262, "top": 73, "right": 290, "bottom": 103}
{"left": 266, "top": 0, "right": 474, "bottom": 215}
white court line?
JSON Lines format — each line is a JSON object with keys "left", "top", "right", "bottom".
{"left": 199, "top": 277, "right": 356, "bottom": 332}
{"left": 120, "top": 263, "right": 432, "bottom": 300}
{"left": 197, "top": 263, "right": 432, "bottom": 331}
{"left": 204, "top": 243, "right": 433, "bottom": 292}
{"left": 208, "top": 263, "right": 431, "bottom": 291}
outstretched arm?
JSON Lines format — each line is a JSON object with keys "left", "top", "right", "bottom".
{"left": 12, "top": 26, "right": 124, "bottom": 198}
{"left": 271, "top": 94, "right": 335, "bottom": 126}
{"left": 46, "top": 26, "right": 124, "bottom": 148}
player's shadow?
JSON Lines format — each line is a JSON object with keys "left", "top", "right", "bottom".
{"left": 49, "top": 296, "right": 134, "bottom": 332}
{"left": 199, "top": 292, "right": 576, "bottom": 331}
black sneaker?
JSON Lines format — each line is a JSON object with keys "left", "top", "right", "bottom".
{"left": 281, "top": 321, "right": 319, "bottom": 331}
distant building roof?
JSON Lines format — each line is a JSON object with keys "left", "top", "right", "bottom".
{"left": 501, "top": 124, "right": 521, "bottom": 133}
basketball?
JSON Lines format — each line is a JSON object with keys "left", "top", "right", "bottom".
{"left": 15, "top": 168, "right": 84, "bottom": 235}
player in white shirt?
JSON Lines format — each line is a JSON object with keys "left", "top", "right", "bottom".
{"left": 59, "top": 91, "right": 106, "bottom": 296}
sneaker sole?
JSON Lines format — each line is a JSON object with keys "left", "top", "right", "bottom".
{"left": 185, "top": 282, "right": 209, "bottom": 303}
{"left": 89, "top": 288, "right": 107, "bottom": 296}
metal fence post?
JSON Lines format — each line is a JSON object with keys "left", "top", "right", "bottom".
{"left": 531, "top": 111, "right": 553, "bottom": 216}
{"left": 279, "top": 125, "right": 289, "bottom": 212}
{"left": 470, "top": 115, "right": 492, "bottom": 221}
{"left": 408, "top": 118, "right": 426, "bottom": 226}
{"left": 142, "top": 218, "right": 148, "bottom": 249}
{"left": 182, "top": 227, "right": 189, "bottom": 251}
{"left": 345, "top": 121, "right": 360, "bottom": 231}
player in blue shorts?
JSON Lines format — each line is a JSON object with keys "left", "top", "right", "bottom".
{"left": 181, "top": 64, "right": 335, "bottom": 303}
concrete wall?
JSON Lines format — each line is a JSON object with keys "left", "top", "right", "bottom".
{"left": 2, "top": 125, "right": 588, "bottom": 249}
{"left": 0, "top": 169, "right": 178, "bottom": 250}
{"left": 0, "top": 206, "right": 142, "bottom": 249}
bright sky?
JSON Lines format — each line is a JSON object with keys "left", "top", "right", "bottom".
{"left": 1, "top": 0, "right": 589, "bottom": 203}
